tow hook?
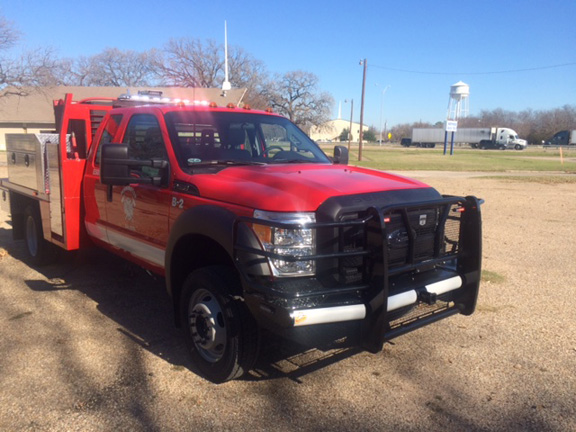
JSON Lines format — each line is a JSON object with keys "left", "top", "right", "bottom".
{"left": 417, "top": 289, "right": 437, "bottom": 305}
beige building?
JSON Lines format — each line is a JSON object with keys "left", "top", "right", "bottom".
{"left": 309, "top": 118, "right": 369, "bottom": 142}
{"left": 0, "top": 86, "right": 247, "bottom": 151}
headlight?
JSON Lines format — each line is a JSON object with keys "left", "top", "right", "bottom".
{"left": 252, "top": 210, "right": 316, "bottom": 277}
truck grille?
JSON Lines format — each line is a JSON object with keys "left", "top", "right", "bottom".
{"left": 336, "top": 201, "right": 463, "bottom": 282}
{"left": 383, "top": 204, "right": 462, "bottom": 269}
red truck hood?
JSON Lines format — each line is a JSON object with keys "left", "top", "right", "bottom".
{"left": 190, "top": 164, "right": 432, "bottom": 212}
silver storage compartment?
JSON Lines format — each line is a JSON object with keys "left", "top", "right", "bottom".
{"left": 6, "top": 133, "right": 59, "bottom": 194}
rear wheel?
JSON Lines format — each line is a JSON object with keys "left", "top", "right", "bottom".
{"left": 24, "top": 205, "right": 53, "bottom": 266}
{"left": 180, "top": 266, "right": 259, "bottom": 383}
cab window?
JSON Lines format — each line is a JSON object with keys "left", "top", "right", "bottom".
{"left": 94, "top": 114, "right": 123, "bottom": 165}
{"left": 122, "top": 114, "right": 167, "bottom": 160}
{"left": 122, "top": 114, "right": 168, "bottom": 179}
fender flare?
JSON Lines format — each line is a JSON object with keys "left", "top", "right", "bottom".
{"left": 165, "top": 205, "right": 237, "bottom": 297}
{"left": 164, "top": 204, "right": 265, "bottom": 300}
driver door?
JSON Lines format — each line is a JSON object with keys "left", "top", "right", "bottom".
{"left": 104, "top": 113, "right": 171, "bottom": 270}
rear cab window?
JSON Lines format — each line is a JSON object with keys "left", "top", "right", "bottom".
{"left": 94, "top": 114, "right": 123, "bottom": 165}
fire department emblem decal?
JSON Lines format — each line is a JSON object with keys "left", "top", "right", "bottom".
{"left": 419, "top": 214, "right": 427, "bottom": 226}
{"left": 121, "top": 186, "right": 137, "bottom": 230}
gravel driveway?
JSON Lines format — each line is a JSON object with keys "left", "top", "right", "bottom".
{"left": 1, "top": 165, "right": 575, "bottom": 432}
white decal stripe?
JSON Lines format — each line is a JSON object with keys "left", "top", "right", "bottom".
{"left": 85, "top": 221, "right": 107, "bottom": 242}
{"left": 291, "top": 304, "right": 366, "bottom": 327}
{"left": 106, "top": 229, "right": 166, "bottom": 267}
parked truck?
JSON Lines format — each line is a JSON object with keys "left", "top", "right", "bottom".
{"left": 546, "top": 130, "right": 576, "bottom": 146}
{"left": 406, "top": 127, "right": 527, "bottom": 150}
{"left": 0, "top": 91, "right": 483, "bottom": 383}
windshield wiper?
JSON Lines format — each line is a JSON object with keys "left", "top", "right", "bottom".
{"left": 187, "top": 159, "right": 265, "bottom": 167}
{"left": 271, "top": 158, "right": 319, "bottom": 164}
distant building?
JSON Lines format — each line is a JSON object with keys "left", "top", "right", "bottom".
{"left": 309, "top": 118, "right": 369, "bottom": 142}
{"left": 0, "top": 86, "right": 247, "bottom": 151}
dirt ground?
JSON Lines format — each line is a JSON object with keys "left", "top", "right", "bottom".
{"left": 1, "top": 162, "right": 575, "bottom": 432}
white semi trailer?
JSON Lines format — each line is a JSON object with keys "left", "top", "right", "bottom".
{"left": 406, "top": 127, "right": 527, "bottom": 150}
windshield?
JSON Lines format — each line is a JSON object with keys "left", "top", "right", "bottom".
{"left": 164, "top": 111, "right": 331, "bottom": 171}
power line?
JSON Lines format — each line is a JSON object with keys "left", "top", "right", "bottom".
{"left": 370, "top": 62, "right": 576, "bottom": 76}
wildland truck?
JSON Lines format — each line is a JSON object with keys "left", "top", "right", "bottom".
{"left": 1, "top": 91, "right": 483, "bottom": 382}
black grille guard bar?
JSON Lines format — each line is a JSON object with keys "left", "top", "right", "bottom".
{"left": 234, "top": 196, "right": 483, "bottom": 298}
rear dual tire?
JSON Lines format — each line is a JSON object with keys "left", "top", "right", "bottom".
{"left": 24, "top": 205, "right": 54, "bottom": 266}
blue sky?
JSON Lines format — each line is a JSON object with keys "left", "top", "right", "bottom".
{"left": 2, "top": 0, "right": 575, "bottom": 128}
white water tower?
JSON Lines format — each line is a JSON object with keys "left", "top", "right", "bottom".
{"left": 447, "top": 81, "right": 470, "bottom": 120}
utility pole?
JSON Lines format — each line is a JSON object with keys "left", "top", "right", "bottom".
{"left": 358, "top": 59, "right": 367, "bottom": 161}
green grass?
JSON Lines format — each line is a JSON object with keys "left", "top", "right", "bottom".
{"left": 321, "top": 145, "right": 576, "bottom": 173}
{"left": 481, "top": 270, "right": 506, "bottom": 284}
{"left": 481, "top": 176, "right": 576, "bottom": 184}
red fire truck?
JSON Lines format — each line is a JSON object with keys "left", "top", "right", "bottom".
{"left": 0, "top": 91, "right": 482, "bottom": 383}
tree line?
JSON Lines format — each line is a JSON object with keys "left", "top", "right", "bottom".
{"left": 389, "top": 105, "right": 576, "bottom": 145}
{"left": 0, "top": 15, "right": 333, "bottom": 130}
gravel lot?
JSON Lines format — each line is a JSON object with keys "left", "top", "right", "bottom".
{"left": 1, "top": 162, "right": 575, "bottom": 432}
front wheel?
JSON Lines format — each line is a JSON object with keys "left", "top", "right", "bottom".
{"left": 180, "top": 266, "right": 259, "bottom": 383}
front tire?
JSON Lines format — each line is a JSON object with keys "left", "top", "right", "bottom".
{"left": 180, "top": 266, "right": 259, "bottom": 383}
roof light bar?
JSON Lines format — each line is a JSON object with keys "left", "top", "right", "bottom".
{"left": 117, "top": 92, "right": 214, "bottom": 107}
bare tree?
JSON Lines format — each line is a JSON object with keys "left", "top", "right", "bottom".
{"left": 0, "top": 16, "right": 62, "bottom": 97}
{"left": 264, "top": 70, "right": 333, "bottom": 129}
{"left": 226, "top": 46, "right": 269, "bottom": 108}
{"left": 0, "top": 15, "right": 19, "bottom": 50}
{"left": 156, "top": 38, "right": 272, "bottom": 108}
{"left": 524, "top": 105, "right": 576, "bottom": 143}
{"left": 158, "top": 38, "right": 222, "bottom": 88}
{"left": 63, "top": 48, "right": 161, "bottom": 87}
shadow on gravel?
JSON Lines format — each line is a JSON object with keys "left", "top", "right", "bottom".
{"left": 17, "top": 244, "right": 191, "bottom": 366}
{"left": 1, "top": 227, "right": 367, "bottom": 383}
{"left": 248, "top": 323, "right": 365, "bottom": 383}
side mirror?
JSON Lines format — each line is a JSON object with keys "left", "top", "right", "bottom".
{"left": 100, "top": 143, "right": 168, "bottom": 186}
{"left": 101, "top": 143, "right": 131, "bottom": 185}
{"left": 333, "top": 145, "right": 349, "bottom": 165}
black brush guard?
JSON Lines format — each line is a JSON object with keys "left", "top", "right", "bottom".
{"left": 234, "top": 195, "right": 482, "bottom": 352}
